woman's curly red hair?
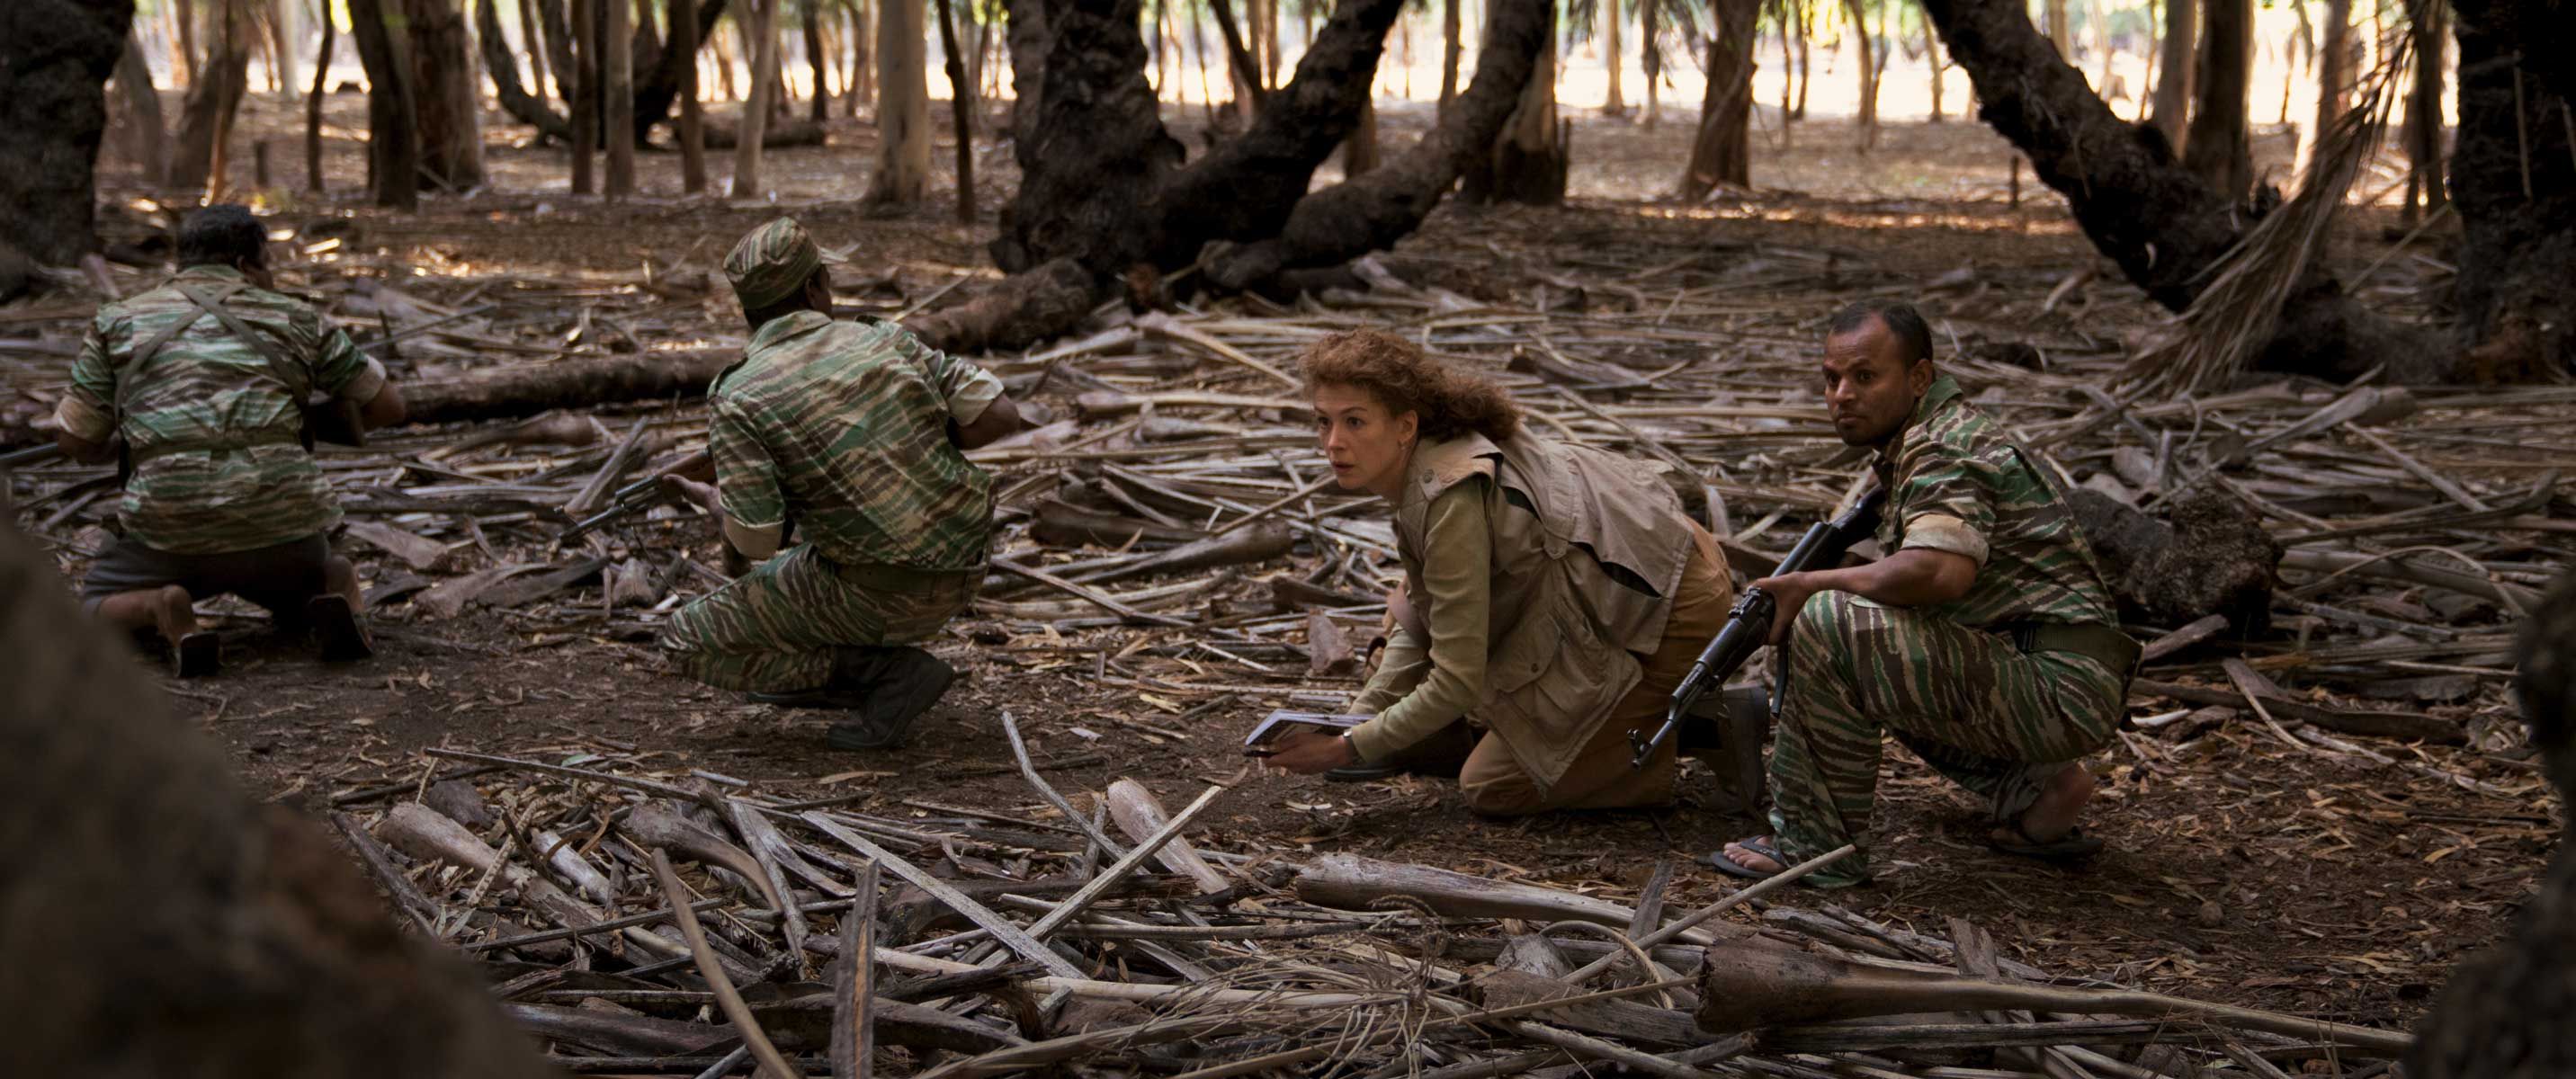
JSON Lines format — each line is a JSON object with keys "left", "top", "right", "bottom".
{"left": 1298, "top": 329, "right": 1520, "bottom": 442}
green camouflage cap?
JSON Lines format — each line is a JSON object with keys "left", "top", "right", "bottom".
{"left": 724, "top": 218, "right": 824, "bottom": 309}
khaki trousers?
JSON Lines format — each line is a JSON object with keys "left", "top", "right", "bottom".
{"left": 1458, "top": 529, "right": 1734, "bottom": 816}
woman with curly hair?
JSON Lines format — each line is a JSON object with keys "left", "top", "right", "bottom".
{"left": 1260, "top": 328, "right": 1739, "bottom": 816}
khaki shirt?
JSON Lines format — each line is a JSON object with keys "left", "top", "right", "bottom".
{"left": 1346, "top": 432, "right": 1695, "bottom": 791}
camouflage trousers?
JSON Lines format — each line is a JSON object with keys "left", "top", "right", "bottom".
{"left": 1766, "top": 592, "right": 2125, "bottom": 887}
{"left": 658, "top": 545, "right": 979, "bottom": 693}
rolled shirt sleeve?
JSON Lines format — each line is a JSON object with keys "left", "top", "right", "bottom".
{"left": 1346, "top": 482, "right": 1491, "bottom": 762}
{"left": 55, "top": 313, "right": 123, "bottom": 443}
{"left": 710, "top": 397, "right": 788, "bottom": 557}
{"left": 304, "top": 315, "right": 389, "bottom": 405}
{"left": 1892, "top": 441, "right": 1996, "bottom": 567}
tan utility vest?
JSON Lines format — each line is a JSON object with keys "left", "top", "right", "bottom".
{"left": 1393, "top": 432, "right": 1696, "bottom": 790}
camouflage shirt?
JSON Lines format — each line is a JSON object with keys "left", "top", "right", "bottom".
{"left": 56, "top": 266, "right": 387, "bottom": 555}
{"left": 710, "top": 311, "right": 1002, "bottom": 571}
{"left": 1874, "top": 375, "right": 2118, "bottom": 629}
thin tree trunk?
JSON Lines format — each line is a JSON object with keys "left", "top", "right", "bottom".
{"left": 2089, "top": 0, "right": 2112, "bottom": 92}
{"left": 1602, "top": 0, "right": 1624, "bottom": 114}
{"left": 305, "top": 5, "right": 333, "bottom": 190}
{"left": 1793, "top": 0, "right": 1811, "bottom": 118}
{"left": 1925, "top": 5, "right": 1945, "bottom": 120}
{"left": 1462, "top": 0, "right": 1562, "bottom": 204}
{"left": 805, "top": 0, "right": 831, "bottom": 119}
{"left": 540, "top": 0, "right": 580, "bottom": 102}
{"left": 174, "top": 0, "right": 252, "bottom": 199}
{"left": 269, "top": 0, "right": 297, "bottom": 93}
{"left": 1342, "top": 95, "right": 1379, "bottom": 174}
{"left": 2399, "top": 0, "right": 2442, "bottom": 220}
{"left": 482, "top": 0, "right": 576, "bottom": 139}
{"left": 2044, "top": 0, "right": 2070, "bottom": 55}
{"left": 678, "top": 0, "right": 707, "bottom": 190}
{"left": 712, "top": 6, "right": 738, "bottom": 97}
{"left": 1682, "top": 0, "right": 1759, "bottom": 196}
{"left": 763, "top": 18, "right": 788, "bottom": 117}
{"left": 1640, "top": 0, "right": 1660, "bottom": 126}
{"left": 1209, "top": 0, "right": 1266, "bottom": 114}
{"left": 572, "top": 0, "right": 597, "bottom": 192}
{"left": 2183, "top": 0, "right": 2250, "bottom": 198}
{"left": 522, "top": 0, "right": 551, "bottom": 92}
{"left": 1439, "top": 0, "right": 1460, "bottom": 108}
{"left": 865, "top": 0, "right": 926, "bottom": 202}
{"left": 607, "top": 0, "right": 637, "bottom": 195}
{"left": 1777, "top": 0, "right": 1794, "bottom": 137}
{"left": 934, "top": 0, "right": 974, "bottom": 220}
{"left": 733, "top": 0, "right": 777, "bottom": 193}
{"left": 2149, "top": 0, "right": 2192, "bottom": 145}
{"left": 2302, "top": 0, "right": 2353, "bottom": 175}
{"left": 1256, "top": 0, "right": 1278, "bottom": 88}
{"left": 406, "top": 0, "right": 487, "bottom": 190}
{"left": 115, "top": 33, "right": 172, "bottom": 186}
{"left": 178, "top": 0, "right": 200, "bottom": 84}
{"left": 1844, "top": 0, "right": 1876, "bottom": 149}
{"left": 347, "top": 0, "right": 419, "bottom": 209}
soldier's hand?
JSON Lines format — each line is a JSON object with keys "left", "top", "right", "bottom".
{"left": 658, "top": 473, "right": 720, "bottom": 512}
{"left": 1752, "top": 572, "right": 1820, "bottom": 647}
{"left": 660, "top": 450, "right": 717, "bottom": 484}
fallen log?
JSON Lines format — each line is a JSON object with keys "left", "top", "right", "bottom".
{"left": 2070, "top": 484, "right": 2280, "bottom": 632}
{"left": 1104, "top": 779, "right": 1230, "bottom": 895}
{"left": 2131, "top": 678, "right": 2464, "bottom": 743}
{"left": 400, "top": 347, "right": 734, "bottom": 426}
{"left": 702, "top": 117, "right": 827, "bottom": 148}
{"left": 1293, "top": 854, "right": 1714, "bottom": 945}
{"left": 1693, "top": 936, "right": 2412, "bottom": 1056}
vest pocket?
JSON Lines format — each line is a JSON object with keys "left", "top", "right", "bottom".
{"left": 1486, "top": 598, "right": 1637, "bottom": 744}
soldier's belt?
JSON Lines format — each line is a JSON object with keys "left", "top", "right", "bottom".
{"left": 1999, "top": 620, "right": 2142, "bottom": 678}
{"left": 127, "top": 429, "right": 304, "bottom": 465}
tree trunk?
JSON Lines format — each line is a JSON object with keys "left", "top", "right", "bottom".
{"left": 174, "top": 0, "right": 252, "bottom": 199}
{"left": 1209, "top": 0, "right": 1268, "bottom": 113}
{"left": 2148, "top": 0, "right": 2192, "bottom": 146}
{"left": 2182, "top": 0, "right": 2249, "bottom": 198}
{"left": 1924, "top": 9, "right": 1944, "bottom": 120}
{"left": 805, "top": 0, "right": 830, "bottom": 119}
{"left": 1777, "top": 0, "right": 1795, "bottom": 138}
{"left": 571, "top": 0, "right": 597, "bottom": 192}
{"left": 347, "top": 0, "right": 420, "bottom": 209}
{"left": 1341, "top": 95, "right": 1379, "bottom": 174}
{"left": 1843, "top": 0, "right": 1876, "bottom": 149}
{"left": 115, "top": 32, "right": 172, "bottom": 187}
{"left": 270, "top": 0, "right": 298, "bottom": 93}
{"left": 1601, "top": 0, "right": 1624, "bottom": 115}
{"left": 482, "top": 0, "right": 577, "bottom": 141}
{"left": 632, "top": 0, "right": 729, "bottom": 141}
{"left": 0, "top": 0, "right": 129, "bottom": 270}
{"left": 606, "top": 0, "right": 637, "bottom": 195}
{"left": 522, "top": 0, "right": 551, "bottom": 94}
{"left": 678, "top": 0, "right": 708, "bottom": 191}
{"left": 1463, "top": 0, "right": 1563, "bottom": 205}
{"left": 305, "top": 8, "right": 334, "bottom": 190}
{"left": 1003, "top": 0, "right": 1045, "bottom": 138}
{"left": 1917, "top": 0, "right": 2436, "bottom": 381}
{"left": 2399, "top": 0, "right": 2442, "bottom": 220}
{"left": 1680, "top": 0, "right": 1759, "bottom": 197}
{"left": 2302, "top": 0, "right": 2352, "bottom": 175}
{"left": 1793, "top": 0, "right": 1810, "bottom": 118}
{"left": 866, "top": 0, "right": 927, "bottom": 202}
{"left": 1439, "top": 0, "right": 1460, "bottom": 108}
{"left": 849, "top": 0, "right": 874, "bottom": 115}
{"left": 2044, "top": 0, "right": 2070, "bottom": 55}
{"left": 2449, "top": 0, "right": 2576, "bottom": 379}
{"left": 1640, "top": 0, "right": 1659, "bottom": 126}
{"left": 541, "top": 0, "right": 581, "bottom": 103}
{"left": 935, "top": 0, "right": 974, "bottom": 221}
{"left": 406, "top": 0, "right": 486, "bottom": 191}
{"left": 733, "top": 0, "right": 778, "bottom": 194}
{"left": 177, "top": 0, "right": 200, "bottom": 84}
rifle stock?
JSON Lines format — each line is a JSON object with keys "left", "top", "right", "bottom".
{"left": 1629, "top": 487, "right": 1888, "bottom": 770}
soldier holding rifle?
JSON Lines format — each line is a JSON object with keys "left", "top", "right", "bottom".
{"left": 1707, "top": 300, "right": 2139, "bottom": 887}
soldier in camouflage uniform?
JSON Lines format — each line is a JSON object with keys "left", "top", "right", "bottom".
{"left": 655, "top": 218, "right": 1024, "bottom": 751}
{"left": 53, "top": 205, "right": 408, "bottom": 677}
{"left": 1710, "top": 300, "right": 2140, "bottom": 887}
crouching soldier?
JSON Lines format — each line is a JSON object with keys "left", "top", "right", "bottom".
{"left": 656, "top": 218, "right": 1025, "bottom": 750}
{"left": 55, "top": 204, "right": 407, "bottom": 676}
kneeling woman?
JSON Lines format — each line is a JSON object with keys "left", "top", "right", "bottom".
{"left": 1262, "top": 330, "right": 1734, "bottom": 816}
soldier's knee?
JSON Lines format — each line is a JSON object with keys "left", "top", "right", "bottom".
{"left": 1786, "top": 590, "right": 1859, "bottom": 664}
{"left": 1458, "top": 774, "right": 1545, "bottom": 818}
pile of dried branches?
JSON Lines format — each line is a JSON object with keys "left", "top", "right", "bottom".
{"left": 329, "top": 735, "right": 2414, "bottom": 1077}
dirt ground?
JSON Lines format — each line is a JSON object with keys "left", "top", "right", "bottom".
{"left": 43, "top": 87, "right": 2548, "bottom": 1038}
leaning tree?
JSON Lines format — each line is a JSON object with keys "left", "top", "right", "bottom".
{"left": 0, "top": 0, "right": 132, "bottom": 272}
{"left": 908, "top": 0, "right": 1552, "bottom": 352}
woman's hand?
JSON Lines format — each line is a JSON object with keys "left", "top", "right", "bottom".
{"left": 1262, "top": 730, "right": 1359, "bottom": 775}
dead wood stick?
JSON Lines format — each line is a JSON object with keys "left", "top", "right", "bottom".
{"left": 1027, "top": 785, "right": 1223, "bottom": 941}
{"left": 425, "top": 746, "right": 709, "bottom": 803}
{"left": 625, "top": 803, "right": 790, "bottom": 914}
{"left": 1143, "top": 977, "right": 1700, "bottom": 1079}
{"left": 1137, "top": 311, "right": 1301, "bottom": 388}
{"left": 691, "top": 1047, "right": 756, "bottom": 1079}
{"left": 566, "top": 415, "right": 652, "bottom": 515}
{"left": 1561, "top": 843, "right": 1856, "bottom": 985}
{"left": 2137, "top": 613, "right": 2231, "bottom": 664}
{"left": 1001, "top": 712, "right": 1131, "bottom": 860}
{"left": 2348, "top": 425, "right": 2490, "bottom": 512}
{"left": 1296, "top": 854, "right": 1706, "bottom": 941}
{"left": 1505, "top": 1021, "right": 1722, "bottom": 1079}
{"left": 1071, "top": 389, "right": 1313, "bottom": 420}
{"left": 796, "top": 812, "right": 1089, "bottom": 981}
{"left": 830, "top": 859, "right": 879, "bottom": 1079}
{"left": 1070, "top": 523, "right": 1296, "bottom": 585}
{"left": 329, "top": 810, "right": 441, "bottom": 932}
{"left": 2279, "top": 548, "right": 2543, "bottom": 612}
{"left": 649, "top": 850, "right": 802, "bottom": 1079}
{"left": 463, "top": 896, "right": 730, "bottom": 951}
{"left": 1105, "top": 779, "right": 1230, "bottom": 894}
{"left": 376, "top": 802, "right": 606, "bottom": 933}
{"left": 723, "top": 800, "right": 814, "bottom": 966}
{"left": 1203, "top": 473, "right": 1340, "bottom": 539}
{"left": 989, "top": 557, "right": 1194, "bottom": 626}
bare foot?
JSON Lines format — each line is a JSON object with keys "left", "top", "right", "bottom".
{"left": 148, "top": 584, "right": 197, "bottom": 642}
{"left": 1720, "top": 836, "right": 1786, "bottom": 874}
{"left": 1992, "top": 765, "right": 2095, "bottom": 846}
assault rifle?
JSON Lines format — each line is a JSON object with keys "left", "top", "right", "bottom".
{"left": 559, "top": 450, "right": 714, "bottom": 542}
{"left": 1628, "top": 486, "right": 1888, "bottom": 770}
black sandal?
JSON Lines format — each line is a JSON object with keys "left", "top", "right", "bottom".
{"left": 1700, "top": 836, "right": 1790, "bottom": 880}
{"left": 1987, "top": 820, "right": 2106, "bottom": 861}
{"left": 174, "top": 631, "right": 222, "bottom": 679}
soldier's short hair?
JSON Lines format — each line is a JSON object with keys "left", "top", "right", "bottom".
{"left": 177, "top": 204, "right": 268, "bottom": 269}
{"left": 1826, "top": 299, "right": 1934, "bottom": 367}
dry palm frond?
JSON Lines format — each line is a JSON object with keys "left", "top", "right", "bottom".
{"left": 2115, "top": 34, "right": 2417, "bottom": 401}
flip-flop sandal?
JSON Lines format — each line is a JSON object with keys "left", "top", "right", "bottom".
{"left": 306, "top": 595, "right": 374, "bottom": 664}
{"left": 174, "top": 631, "right": 222, "bottom": 679}
{"left": 1700, "top": 837, "right": 1789, "bottom": 880}
{"left": 1988, "top": 821, "right": 2106, "bottom": 861}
